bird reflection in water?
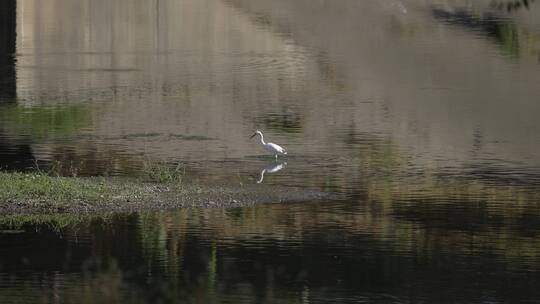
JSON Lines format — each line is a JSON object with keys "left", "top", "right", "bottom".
{"left": 257, "top": 161, "right": 287, "bottom": 184}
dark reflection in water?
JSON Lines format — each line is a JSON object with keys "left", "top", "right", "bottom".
{"left": 431, "top": 7, "right": 521, "bottom": 58}
{"left": 0, "top": 141, "right": 35, "bottom": 171}
{"left": 491, "top": 0, "right": 536, "bottom": 12}
{"left": 0, "top": 0, "right": 16, "bottom": 102}
{"left": 1, "top": 200, "right": 539, "bottom": 303}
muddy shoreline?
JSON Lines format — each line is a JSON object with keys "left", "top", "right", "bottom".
{"left": 0, "top": 181, "right": 335, "bottom": 215}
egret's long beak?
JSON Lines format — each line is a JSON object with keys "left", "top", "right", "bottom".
{"left": 249, "top": 133, "right": 256, "bottom": 139}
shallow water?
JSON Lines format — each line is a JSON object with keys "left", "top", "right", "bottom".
{"left": 1, "top": 0, "right": 540, "bottom": 302}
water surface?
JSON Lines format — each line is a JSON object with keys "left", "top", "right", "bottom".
{"left": 1, "top": 0, "right": 540, "bottom": 303}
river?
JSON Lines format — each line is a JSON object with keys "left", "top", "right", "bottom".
{"left": 1, "top": 0, "right": 539, "bottom": 302}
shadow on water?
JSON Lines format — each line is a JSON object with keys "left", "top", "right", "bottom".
{"left": 0, "top": 0, "right": 16, "bottom": 102}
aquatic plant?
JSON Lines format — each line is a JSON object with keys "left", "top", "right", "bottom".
{"left": 142, "top": 161, "right": 184, "bottom": 184}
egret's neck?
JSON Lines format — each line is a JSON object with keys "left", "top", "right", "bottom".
{"left": 258, "top": 133, "right": 266, "bottom": 145}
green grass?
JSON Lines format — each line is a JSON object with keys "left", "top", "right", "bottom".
{"left": 0, "top": 170, "right": 160, "bottom": 211}
{"left": 0, "top": 160, "right": 186, "bottom": 202}
{"left": 142, "top": 161, "right": 184, "bottom": 184}
{"left": 0, "top": 161, "right": 186, "bottom": 213}
{"left": 0, "top": 172, "right": 112, "bottom": 202}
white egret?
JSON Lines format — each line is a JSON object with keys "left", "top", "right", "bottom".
{"left": 250, "top": 130, "right": 287, "bottom": 159}
{"left": 257, "top": 162, "right": 287, "bottom": 184}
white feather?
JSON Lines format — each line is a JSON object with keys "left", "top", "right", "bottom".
{"left": 250, "top": 130, "right": 287, "bottom": 158}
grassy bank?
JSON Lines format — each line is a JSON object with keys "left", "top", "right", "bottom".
{"left": 0, "top": 171, "right": 158, "bottom": 212}
{"left": 1, "top": 172, "right": 128, "bottom": 202}
{"left": 0, "top": 169, "right": 331, "bottom": 215}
